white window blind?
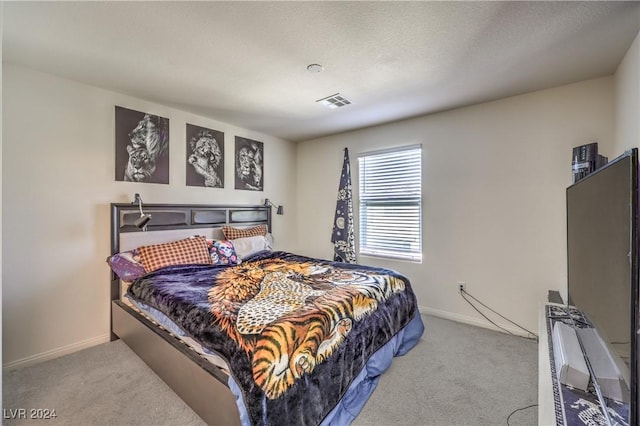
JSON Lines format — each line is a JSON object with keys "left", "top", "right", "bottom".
{"left": 358, "top": 146, "right": 422, "bottom": 262}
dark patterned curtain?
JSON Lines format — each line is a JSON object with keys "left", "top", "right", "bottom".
{"left": 331, "top": 148, "right": 356, "bottom": 263}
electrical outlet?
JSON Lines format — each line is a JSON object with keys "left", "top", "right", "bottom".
{"left": 457, "top": 281, "right": 466, "bottom": 293}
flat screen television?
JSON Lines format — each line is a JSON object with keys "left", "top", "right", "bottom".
{"left": 567, "top": 148, "right": 639, "bottom": 425}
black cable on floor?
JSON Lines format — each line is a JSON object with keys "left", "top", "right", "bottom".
{"left": 460, "top": 288, "right": 538, "bottom": 341}
{"left": 506, "top": 403, "right": 538, "bottom": 425}
{"left": 460, "top": 291, "right": 516, "bottom": 336}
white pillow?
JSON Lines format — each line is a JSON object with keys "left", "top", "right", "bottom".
{"left": 232, "top": 235, "right": 271, "bottom": 259}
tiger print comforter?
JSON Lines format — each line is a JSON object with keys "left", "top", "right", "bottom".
{"left": 127, "top": 251, "right": 423, "bottom": 426}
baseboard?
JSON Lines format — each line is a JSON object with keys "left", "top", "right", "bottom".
{"left": 418, "top": 305, "right": 536, "bottom": 339}
{"left": 3, "top": 333, "right": 111, "bottom": 371}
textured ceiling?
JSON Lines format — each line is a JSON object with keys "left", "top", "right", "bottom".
{"left": 3, "top": 1, "right": 639, "bottom": 142}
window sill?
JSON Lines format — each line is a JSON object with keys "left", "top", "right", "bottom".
{"left": 358, "top": 252, "right": 422, "bottom": 264}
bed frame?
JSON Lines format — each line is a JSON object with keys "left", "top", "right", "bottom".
{"left": 110, "top": 203, "right": 272, "bottom": 425}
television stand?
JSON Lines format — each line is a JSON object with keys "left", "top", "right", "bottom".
{"left": 538, "top": 304, "right": 630, "bottom": 425}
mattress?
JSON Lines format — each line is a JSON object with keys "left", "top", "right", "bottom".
{"left": 120, "top": 280, "right": 230, "bottom": 373}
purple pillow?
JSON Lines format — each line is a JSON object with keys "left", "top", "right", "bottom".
{"left": 207, "top": 239, "right": 240, "bottom": 265}
{"left": 107, "top": 249, "right": 147, "bottom": 281}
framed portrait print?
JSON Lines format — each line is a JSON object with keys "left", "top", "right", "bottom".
{"left": 186, "top": 124, "right": 224, "bottom": 188}
{"left": 115, "top": 106, "right": 169, "bottom": 184}
{"left": 234, "top": 136, "right": 263, "bottom": 191}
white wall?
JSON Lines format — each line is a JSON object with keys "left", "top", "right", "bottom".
{"left": 614, "top": 31, "right": 640, "bottom": 153}
{"left": 2, "top": 64, "right": 297, "bottom": 368}
{"left": 297, "top": 77, "right": 615, "bottom": 335}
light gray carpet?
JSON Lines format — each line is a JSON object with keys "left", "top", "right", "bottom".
{"left": 3, "top": 314, "right": 538, "bottom": 425}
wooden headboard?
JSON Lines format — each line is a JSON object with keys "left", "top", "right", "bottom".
{"left": 109, "top": 203, "right": 271, "bottom": 301}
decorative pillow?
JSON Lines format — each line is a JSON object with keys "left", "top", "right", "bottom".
{"left": 265, "top": 233, "right": 274, "bottom": 250}
{"left": 138, "top": 236, "right": 213, "bottom": 273}
{"left": 206, "top": 239, "right": 240, "bottom": 266}
{"left": 106, "top": 249, "right": 146, "bottom": 282}
{"left": 232, "top": 235, "right": 271, "bottom": 259}
{"left": 222, "top": 224, "right": 267, "bottom": 240}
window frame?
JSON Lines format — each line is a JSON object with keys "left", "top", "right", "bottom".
{"left": 357, "top": 144, "right": 423, "bottom": 263}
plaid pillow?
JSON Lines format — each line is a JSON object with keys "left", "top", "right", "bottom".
{"left": 222, "top": 224, "right": 268, "bottom": 240}
{"left": 138, "top": 236, "right": 213, "bottom": 273}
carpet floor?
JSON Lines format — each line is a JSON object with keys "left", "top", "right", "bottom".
{"left": 3, "top": 314, "right": 538, "bottom": 425}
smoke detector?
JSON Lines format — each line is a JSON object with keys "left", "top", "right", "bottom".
{"left": 307, "top": 64, "right": 324, "bottom": 73}
{"left": 316, "top": 93, "right": 352, "bottom": 109}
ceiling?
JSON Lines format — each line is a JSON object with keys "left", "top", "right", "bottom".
{"left": 3, "top": 1, "right": 639, "bottom": 142}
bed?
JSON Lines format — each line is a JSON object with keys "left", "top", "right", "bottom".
{"left": 109, "top": 203, "right": 424, "bottom": 425}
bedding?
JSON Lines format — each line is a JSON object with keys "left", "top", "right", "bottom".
{"left": 127, "top": 250, "right": 423, "bottom": 426}
{"left": 222, "top": 224, "right": 268, "bottom": 240}
{"left": 232, "top": 235, "right": 272, "bottom": 259}
{"left": 207, "top": 239, "right": 241, "bottom": 265}
{"left": 138, "top": 235, "right": 212, "bottom": 272}
{"left": 107, "top": 249, "right": 146, "bottom": 281}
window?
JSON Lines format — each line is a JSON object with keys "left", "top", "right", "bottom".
{"left": 358, "top": 145, "right": 422, "bottom": 262}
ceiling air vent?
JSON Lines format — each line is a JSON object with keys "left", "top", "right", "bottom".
{"left": 316, "top": 93, "right": 352, "bottom": 109}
